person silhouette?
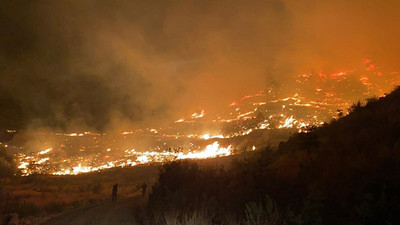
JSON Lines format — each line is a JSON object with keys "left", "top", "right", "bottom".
{"left": 112, "top": 183, "right": 118, "bottom": 202}
{"left": 141, "top": 182, "right": 147, "bottom": 198}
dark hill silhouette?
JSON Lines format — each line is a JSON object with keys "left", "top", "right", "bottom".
{"left": 271, "top": 87, "right": 400, "bottom": 224}
{"left": 281, "top": 86, "right": 400, "bottom": 155}
{"left": 147, "top": 87, "right": 400, "bottom": 225}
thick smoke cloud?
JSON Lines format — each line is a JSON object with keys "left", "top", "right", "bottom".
{"left": 1, "top": 0, "right": 400, "bottom": 131}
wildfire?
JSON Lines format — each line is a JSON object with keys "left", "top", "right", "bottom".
{"left": 241, "top": 91, "right": 265, "bottom": 100}
{"left": 177, "top": 142, "right": 231, "bottom": 159}
{"left": 45, "top": 141, "right": 231, "bottom": 175}
{"left": 12, "top": 60, "right": 400, "bottom": 176}
{"left": 201, "top": 134, "right": 225, "bottom": 140}
{"left": 36, "top": 157, "right": 49, "bottom": 164}
{"left": 192, "top": 110, "right": 205, "bottom": 119}
{"left": 38, "top": 148, "right": 52, "bottom": 155}
{"left": 360, "top": 75, "right": 372, "bottom": 88}
{"left": 278, "top": 116, "right": 296, "bottom": 129}
{"left": 18, "top": 162, "right": 29, "bottom": 169}
{"left": 175, "top": 110, "right": 205, "bottom": 123}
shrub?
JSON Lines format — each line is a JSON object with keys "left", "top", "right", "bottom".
{"left": 244, "top": 195, "right": 303, "bottom": 225}
{"left": 348, "top": 101, "right": 364, "bottom": 113}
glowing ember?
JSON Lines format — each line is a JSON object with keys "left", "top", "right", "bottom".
{"left": 18, "top": 162, "right": 29, "bottom": 169}
{"left": 37, "top": 157, "right": 49, "bottom": 164}
{"left": 229, "top": 101, "right": 238, "bottom": 106}
{"left": 192, "top": 110, "right": 205, "bottom": 119}
{"left": 201, "top": 134, "right": 225, "bottom": 140}
{"left": 278, "top": 116, "right": 296, "bottom": 129}
{"left": 38, "top": 148, "right": 52, "bottom": 155}
{"left": 201, "top": 134, "right": 211, "bottom": 140}
{"left": 136, "top": 155, "right": 150, "bottom": 164}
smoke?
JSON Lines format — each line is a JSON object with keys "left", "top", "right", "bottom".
{"left": 282, "top": 0, "right": 400, "bottom": 70}
{"left": 1, "top": 0, "right": 400, "bottom": 131}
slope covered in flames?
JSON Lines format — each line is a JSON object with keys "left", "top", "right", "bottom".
{"left": 147, "top": 86, "right": 400, "bottom": 225}
{"left": 175, "top": 59, "right": 400, "bottom": 137}
{"left": 2, "top": 60, "right": 400, "bottom": 176}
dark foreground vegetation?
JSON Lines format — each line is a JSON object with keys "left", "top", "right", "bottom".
{"left": 0, "top": 162, "right": 157, "bottom": 224}
{"left": 144, "top": 87, "right": 400, "bottom": 225}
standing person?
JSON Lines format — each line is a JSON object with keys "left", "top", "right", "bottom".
{"left": 141, "top": 182, "right": 147, "bottom": 198}
{"left": 112, "top": 183, "right": 118, "bottom": 202}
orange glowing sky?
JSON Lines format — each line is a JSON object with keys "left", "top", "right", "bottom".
{"left": 0, "top": 0, "right": 400, "bottom": 132}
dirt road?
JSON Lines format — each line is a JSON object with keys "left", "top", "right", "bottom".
{"left": 44, "top": 197, "right": 143, "bottom": 225}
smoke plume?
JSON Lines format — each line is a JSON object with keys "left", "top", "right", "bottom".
{"left": 1, "top": 0, "right": 400, "bottom": 131}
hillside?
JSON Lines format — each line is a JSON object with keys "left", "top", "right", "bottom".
{"left": 269, "top": 87, "right": 400, "bottom": 224}
{"left": 146, "top": 87, "right": 400, "bottom": 225}
{"left": 2, "top": 88, "right": 400, "bottom": 225}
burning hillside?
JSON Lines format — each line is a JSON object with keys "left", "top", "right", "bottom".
{"left": 3, "top": 60, "right": 399, "bottom": 176}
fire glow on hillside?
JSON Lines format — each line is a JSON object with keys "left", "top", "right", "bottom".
{"left": 6, "top": 60, "right": 399, "bottom": 176}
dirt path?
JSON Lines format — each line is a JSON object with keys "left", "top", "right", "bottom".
{"left": 44, "top": 196, "right": 143, "bottom": 225}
